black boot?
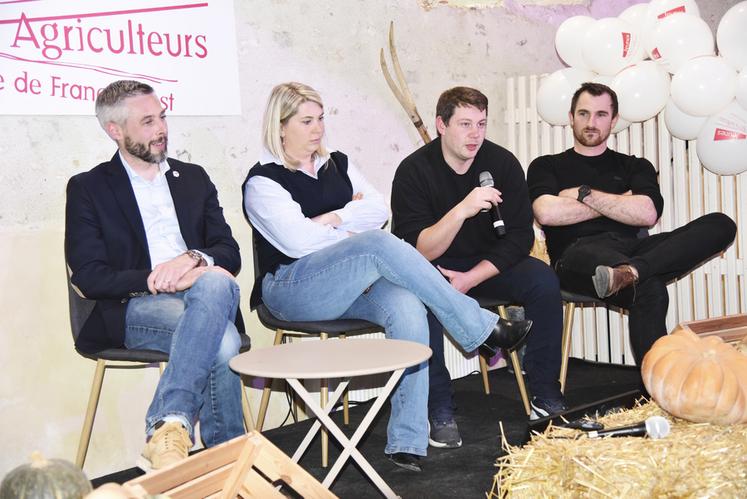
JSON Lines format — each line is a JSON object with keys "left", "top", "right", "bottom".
{"left": 478, "top": 318, "right": 532, "bottom": 357}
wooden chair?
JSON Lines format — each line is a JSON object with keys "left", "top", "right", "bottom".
{"left": 67, "top": 267, "right": 254, "bottom": 469}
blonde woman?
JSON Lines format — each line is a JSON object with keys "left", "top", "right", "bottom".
{"left": 242, "top": 82, "right": 531, "bottom": 471}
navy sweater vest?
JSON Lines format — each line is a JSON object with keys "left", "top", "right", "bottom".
{"left": 242, "top": 151, "right": 353, "bottom": 308}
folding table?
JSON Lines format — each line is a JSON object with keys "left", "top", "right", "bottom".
{"left": 230, "top": 338, "right": 431, "bottom": 499}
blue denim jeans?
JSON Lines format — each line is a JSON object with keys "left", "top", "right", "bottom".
{"left": 125, "top": 272, "right": 244, "bottom": 448}
{"left": 261, "top": 230, "right": 499, "bottom": 456}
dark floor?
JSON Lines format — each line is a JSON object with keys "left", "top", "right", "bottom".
{"left": 93, "top": 359, "right": 643, "bottom": 498}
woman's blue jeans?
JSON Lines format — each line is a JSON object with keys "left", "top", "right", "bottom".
{"left": 261, "top": 230, "right": 499, "bottom": 456}
{"left": 125, "top": 272, "right": 244, "bottom": 448}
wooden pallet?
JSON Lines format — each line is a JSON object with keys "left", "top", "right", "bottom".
{"left": 678, "top": 313, "right": 747, "bottom": 345}
{"left": 121, "top": 431, "right": 337, "bottom": 499}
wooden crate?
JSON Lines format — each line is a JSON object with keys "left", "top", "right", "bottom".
{"left": 121, "top": 431, "right": 337, "bottom": 499}
{"left": 677, "top": 313, "right": 747, "bottom": 345}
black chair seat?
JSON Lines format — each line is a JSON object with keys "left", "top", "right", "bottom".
{"left": 561, "top": 290, "right": 605, "bottom": 305}
{"left": 76, "top": 333, "right": 251, "bottom": 364}
{"left": 77, "top": 348, "right": 169, "bottom": 363}
{"left": 473, "top": 296, "right": 511, "bottom": 308}
{"left": 256, "top": 304, "right": 380, "bottom": 336}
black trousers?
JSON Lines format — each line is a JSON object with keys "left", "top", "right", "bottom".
{"left": 428, "top": 255, "right": 563, "bottom": 420}
{"left": 554, "top": 212, "right": 736, "bottom": 365}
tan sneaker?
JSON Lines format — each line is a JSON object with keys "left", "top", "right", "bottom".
{"left": 136, "top": 421, "right": 192, "bottom": 472}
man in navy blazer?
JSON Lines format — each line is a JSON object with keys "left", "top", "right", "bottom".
{"left": 65, "top": 80, "right": 244, "bottom": 471}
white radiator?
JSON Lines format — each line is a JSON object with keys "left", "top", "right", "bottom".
{"left": 505, "top": 74, "right": 747, "bottom": 366}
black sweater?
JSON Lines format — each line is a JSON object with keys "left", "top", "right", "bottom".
{"left": 391, "top": 138, "right": 534, "bottom": 273}
{"left": 527, "top": 148, "right": 664, "bottom": 264}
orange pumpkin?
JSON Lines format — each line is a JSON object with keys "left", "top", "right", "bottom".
{"left": 641, "top": 327, "right": 747, "bottom": 425}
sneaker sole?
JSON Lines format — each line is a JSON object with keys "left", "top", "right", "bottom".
{"left": 529, "top": 403, "right": 551, "bottom": 421}
{"left": 428, "top": 436, "right": 463, "bottom": 448}
{"left": 135, "top": 455, "right": 153, "bottom": 473}
{"left": 592, "top": 266, "right": 612, "bottom": 298}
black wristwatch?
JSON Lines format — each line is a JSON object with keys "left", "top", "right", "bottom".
{"left": 577, "top": 185, "right": 592, "bottom": 203}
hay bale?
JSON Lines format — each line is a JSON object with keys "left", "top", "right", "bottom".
{"left": 491, "top": 401, "right": 747, "bottom": 498}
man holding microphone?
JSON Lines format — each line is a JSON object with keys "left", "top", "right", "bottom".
{"left": 392, "top": 87, "right": 566, "bottom": 447}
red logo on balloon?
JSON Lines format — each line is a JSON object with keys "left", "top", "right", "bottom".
{"left": 658, "top": 6, "right": 686, "bottom": 19}
{"left": 621, "top": 32, "right": 631, "bottom": 57}
{"left": 713, "top": 128, "right": 747, "bottom": 141}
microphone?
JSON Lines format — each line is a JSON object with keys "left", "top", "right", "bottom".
{"left": 478, "top": 171, "right": 506, "bottom": 237}
{"left": 587, "top": 416, "right": 670, "bottom": 439}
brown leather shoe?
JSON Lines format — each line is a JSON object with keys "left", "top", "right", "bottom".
{"left": 592, "top": 264, "right": 639, "bottom": 298}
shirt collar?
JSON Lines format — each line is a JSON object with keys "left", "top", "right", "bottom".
{"left": 119, "top": 151, "right": 170, "bottom": 180}
{"left": 259, "top": 148, "right": 331, "bottom": 175}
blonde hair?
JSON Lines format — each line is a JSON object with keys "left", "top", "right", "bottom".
{"left": 262, "top": 82, "right": 327, "bottom": 170}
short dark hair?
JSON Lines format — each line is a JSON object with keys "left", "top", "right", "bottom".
{"left": 436, "top": 86, "right": 488, "bottom": 126}
{"left": 570, "top": 82, "right": 618, "bottom": 118}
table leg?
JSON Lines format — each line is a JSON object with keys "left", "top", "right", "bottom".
{"left": 287, "top": 369, "right": 405, "bottom": 499}
{"left": 290, "top": 379, "right": 350, "bottom": 463}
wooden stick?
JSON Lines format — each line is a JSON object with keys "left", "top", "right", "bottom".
{"left": 380, "top": 21, "right": 431, "bottom": 144}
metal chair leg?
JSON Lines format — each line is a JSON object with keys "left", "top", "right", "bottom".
{"left": 559, "top": 302, "right": 576, "bottom": 393}
{"left": 340, "top": 334, "right": 350, "bottom": 425}
{"left": 256, "top": 330, "right": 284, "bottom": 431}
{"left": 76, "top": 359, "right": 106, "bottom": 468}
{"left": 478, "top": 354, "right": 491, "bottom": 394}
{"left": 240, "top": 378, "right": 255, "bottom": 432}
{"left": 498, "top": 306, "right": 531, "bottom": 415}
{"left": 320, "top": 332, "right": 329, "bottom": 468}
{"left": 509, "top": 350, "right": 531, "bottom": 415}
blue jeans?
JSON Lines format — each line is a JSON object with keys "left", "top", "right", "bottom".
{"left": 125, "top": 272, "right": 244, "bottom": 448}
{"left": 261, "top": 230, "right": 499, "bottom": 456}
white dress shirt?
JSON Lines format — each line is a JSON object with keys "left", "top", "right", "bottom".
{"left": 120, "top": 153, "right": 213, "bottom": 268}
{"left": 243, "top": 149, "right": 389, "bottom": 258}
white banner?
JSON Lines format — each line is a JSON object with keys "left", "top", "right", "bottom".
{"left": 0, "top": 0, "right": 240, "bottom": 115}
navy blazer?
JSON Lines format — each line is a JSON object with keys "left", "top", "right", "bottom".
{"left": 65, "top": 152, "right": 241, "bottom": 353}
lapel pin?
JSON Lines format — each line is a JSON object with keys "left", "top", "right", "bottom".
{"left": 172, "top": 170, "right": 180, "bottom": 178}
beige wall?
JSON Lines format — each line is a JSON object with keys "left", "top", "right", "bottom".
{"left": 0, "top": 0, "right": 735, "bottom": 479}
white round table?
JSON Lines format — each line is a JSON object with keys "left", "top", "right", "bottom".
{"left": 230, "top": 338, "right": 431, "bottom": 499}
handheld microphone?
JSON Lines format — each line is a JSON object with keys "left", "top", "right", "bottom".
{"left": 478, "top": 171, "right": 506, "bottom": 237}
{"left": 587, "top": 416, "right": 670, "bottom": 439}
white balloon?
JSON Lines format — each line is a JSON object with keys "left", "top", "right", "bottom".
{"left": 717, "top": 1, "right": 747, "bottom": 70}
{"left": 737, "top": 69, "right": 747, "bottom": 110}
{"left": 582, "top": 17, "right": 645, "bottom": 76}
{"left": 593, "top": 75, "right": 631, "bottom": 132}
{"left": 664, "top": 98, "right": 707, "bottom": 140}
{"left": 619, "top": 3, "right": 652, "bottom": 51}
{"left": 537, "top": 68, "right": 596, "bottom": 125}
{"left": 646, "top": 0, "right": 700, "bottom": 23}
{"left": 696, "top": 101, "right": 747, "bottom": 175}
{"left": 612, "top": 61, "right": 670, "bottom": 122}
{"left": 647, "top": 14, "right": 714, "bottom": 73}
{"left": 555, "top": 16, "right": 595, "bottom": 70}
{"left": 671, "top": 56, "right": 737, "bottom": 116}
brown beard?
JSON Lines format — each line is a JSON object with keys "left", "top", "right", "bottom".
{"left": 124, "top": 136, "right": 168, "bottom": 164}
{"left": 573, "top": 126, "right": 609, "bottom": 148}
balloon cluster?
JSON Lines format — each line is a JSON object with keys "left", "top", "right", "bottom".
{"left": 538, "top": 0, "right": 747, "bottom": 175}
